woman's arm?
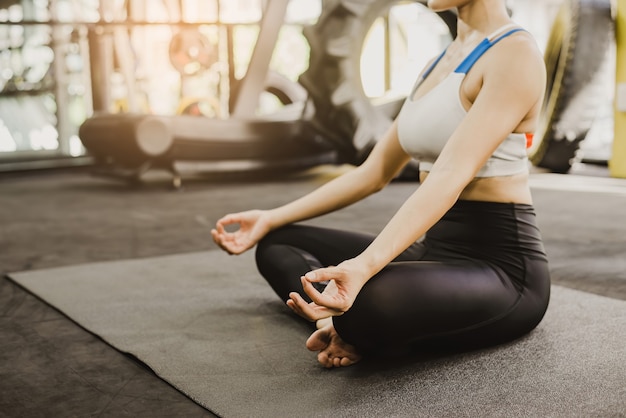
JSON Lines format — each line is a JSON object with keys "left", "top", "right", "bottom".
{"left": 289, "top": 34, "right": 546, "bottom": 319}
{"left": 212, "top": 121, "right": 411, "bottom": 254}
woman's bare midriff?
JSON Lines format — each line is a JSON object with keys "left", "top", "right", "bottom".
{"left": 420, "top": 171, "right": 533, "bottom": 204}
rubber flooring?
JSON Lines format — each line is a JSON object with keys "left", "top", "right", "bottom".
{"left": 1, "top": 163, "right": 624, "bottom": 417}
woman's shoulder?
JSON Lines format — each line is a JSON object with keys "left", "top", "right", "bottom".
{"left": 490, "top": 28, "right": 544, "bottom": 73}
{"left": 483, "top": 28, "right": 546, "bottom": 90}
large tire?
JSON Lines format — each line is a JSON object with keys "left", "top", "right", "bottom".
{"left": 530, "top": 0, "right": 614, "bottom": 173}
{"left": 299, "top": 0, "right": 457, "bottom": 164}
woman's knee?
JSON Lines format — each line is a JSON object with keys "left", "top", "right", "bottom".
{"left": 256, "top": 225, "right": 300, "bottom": 266}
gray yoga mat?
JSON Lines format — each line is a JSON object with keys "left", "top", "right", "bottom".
{"left": 8, "top": 250, "right": 626, "bottom": 417}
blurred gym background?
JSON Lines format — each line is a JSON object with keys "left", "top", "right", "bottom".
{"left": 0, "top": 0, "right": 615, "bottom": 175}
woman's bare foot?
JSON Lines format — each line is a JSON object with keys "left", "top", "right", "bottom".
{"left": 306, "top": 322, "right": 362, "bottom": 368}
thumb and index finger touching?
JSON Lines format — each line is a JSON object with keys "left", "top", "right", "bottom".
{"left": 215, "top": 213, "right": 242, "bottom": 230}
{"left": 302, "top": 265, "right": 342, "bottom": 284}
{"left": 211, "top": 213, "right": 249, "bottom": 254}
{"left": 299, "top": 266, "right": 350, "bottom": 310}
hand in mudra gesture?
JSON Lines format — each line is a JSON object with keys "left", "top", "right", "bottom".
{"left": 287, "top": 260, "right": 369, "bottom": 321}
{"left": 211, "top": 210, "right": 271, "bottom": 255}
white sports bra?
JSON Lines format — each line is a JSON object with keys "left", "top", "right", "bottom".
{"left": 397, "top": 24, "right": 533, "bottom": 178}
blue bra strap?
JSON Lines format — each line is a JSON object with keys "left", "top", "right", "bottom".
{"left": 421, "top": 49, "right": 447, "bottom": 80}
{"left": 454, "top": 28, "right": 525, "bottom": 74}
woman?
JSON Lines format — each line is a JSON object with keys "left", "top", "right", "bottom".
{"left": 212, "top": 0, "right": 550, "bottom": 368}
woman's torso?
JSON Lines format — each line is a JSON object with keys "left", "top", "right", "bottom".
{"left": 402, "top": 25, "right": 542, "bottom": 204}
{"left": 420, "top": 171, "right": 533, "bottom": 203}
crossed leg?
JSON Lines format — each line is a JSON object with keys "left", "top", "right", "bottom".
{"left": 255, "top": 224, "right": 536, "bottom": 367}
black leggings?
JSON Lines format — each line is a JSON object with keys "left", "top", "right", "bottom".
{"left": 255, "top": 200, "right": 551, "bottom": 354}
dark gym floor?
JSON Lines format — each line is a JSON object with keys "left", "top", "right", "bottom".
{"left": 1, "top": 163, "right": 624, "bottom": 417}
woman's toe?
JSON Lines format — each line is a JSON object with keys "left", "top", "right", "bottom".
{"left": 306, "top": 328, "right": 331, "bottom": 351}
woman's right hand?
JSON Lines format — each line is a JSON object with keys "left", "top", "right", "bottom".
{"left": 211, "top": 210, "right": 272, "bottom": 255}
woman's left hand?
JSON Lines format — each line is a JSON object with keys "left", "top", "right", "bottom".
{"left": 286, "top": 260, "right": 370, "bottom": 321}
